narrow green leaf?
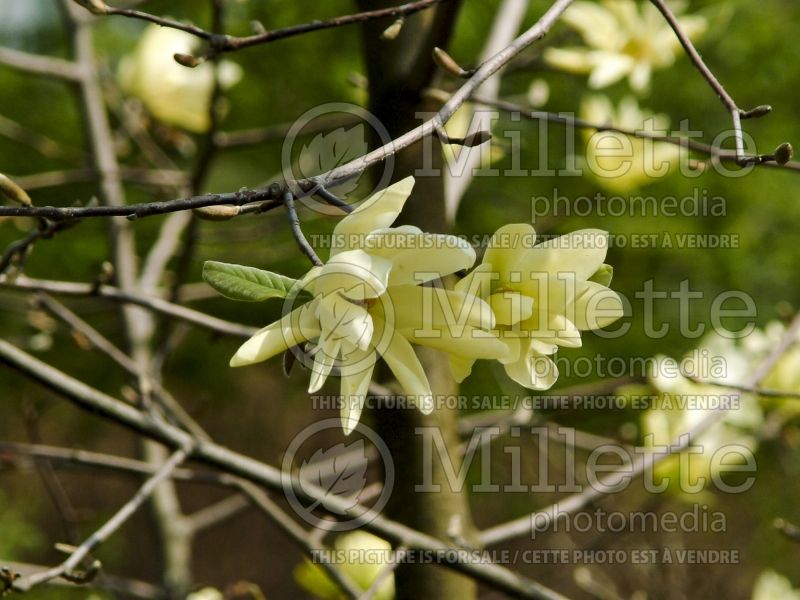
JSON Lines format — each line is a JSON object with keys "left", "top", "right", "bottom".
{"left": 202, "top": 261, "right": 299, "bottom": 302}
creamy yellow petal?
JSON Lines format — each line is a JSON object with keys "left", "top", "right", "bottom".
{"left": 385, "top": 284, "right": 495, "bottom": 333}
{"left": 572, "top": 281, "right": 625, "bottom": 330}
{"left": 399, "top": 326, "right": 509, "bottom": 360}
{"left": 331, "top": 177, "right": 414, "bottom": 253}
{"left": 315, "top": 249, "right": 391, "bottom": 300}
{"left": 308, "top": 336, "right": 340, "bottom": 394}
{"left": 504, "top": 341, "right": 559, "bottom": 390}
{"left": 488, "top": 291, "right": 534, "bottom": 326}
{"left": 380, "top": 327, "right": 433, "bottom": 414}
{"left": 449, "top": 354, "right": 476, "bottom": 383}
{"left": 542, "top": 47, "right": 594, "bottom": 75}
{"left": 230, "top": 302, "right": 319, "bottom": 367}
{"left": 588, "top": 52, "right": 635, "bottom": 89}
{"left": 483, "top": 223, "right": 537, "bottom": 283}
{"left": 454, "top": 262, "right": 497, "bottom": 300}
{"left": 364, "top": 229, "right": 476, "bottom": 286}
{"left": 315, "top": 294, "right": 374, "bottom": 351}
{"left": 512, "top": 229, "right": 609, "bottom": 282}
{"left": 339, "top": 349, "right": 375, "bottom": 435}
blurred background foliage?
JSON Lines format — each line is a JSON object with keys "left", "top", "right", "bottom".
{"left": 1, "top": 0, "right": 799, "bottom": 598}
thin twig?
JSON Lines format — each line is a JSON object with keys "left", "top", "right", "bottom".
{"left": 14, "top": 447, "right": 190, "bottom": 592}
{"left": 283, "top": 192, "right": 324, "bottom": 266}
{"left": 649, "top": 0, "right": 778, "bottom": 165}
{"left": 0, "top": 46, "right": 84, "bottom": 80}
{"left": 236, "top": 482, "right": 363, "bottom": 600}
{"left": 0, "top": 338, "right": 568, "bottom": 600}
{"left": 479, "top": 312, "right": 800, "bottom": 547}
{"left": 0, "top": 277, "right": 257, "bottom": 338}
{"left": 88, "top": 0, "right": 443, "bottom": 54}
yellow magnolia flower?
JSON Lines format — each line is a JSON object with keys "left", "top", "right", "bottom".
{"left": 295, "top": 532, "right": 394, "bottom": 600}
{"left": 581, "top": 95, "right": 680, "bottom": 192}
{"left": 230, "top": 177, "right": 507, "bottom": 433}
{"left": 544, "top": 0, "right": 706, "bottom": 93}
{"left": 641, "top": 334, "right": 764, "bottom": 494}
{"left": 118, "top": 25, "right": 242, "bottom": 133}
{"left": 451, "top": 224, "right": 624, "bottom": 389}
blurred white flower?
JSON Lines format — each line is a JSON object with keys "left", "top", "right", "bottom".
{"left": 295, "top": 531, "right": 395, "bottom": 600}
{"left": 118, "top": 25, "right": 242, "bottom": 133}
{"left": 451, "top": 224, "right": 624, "bottom": 390}
{"left": 752, "top": 569, "right": 800, "bottom": 600}
{"left": 642, "top": 332, "right": 765, "bottom": 491}
{"left": 580, "top": 94, "right": 680, "bottom": 192}
{"left": 544, "top": 0, "right": 706, "bottom": 93}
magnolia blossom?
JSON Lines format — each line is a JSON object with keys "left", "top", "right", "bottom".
{"left": 118, "top": 25, "right": 242, "bottom": 133}
{"left": 641, "top": 333, "right": 765, "bottom": 493}
{"left": 450, "top": 223, "right": 624, "bottom": 390}
{"left": 581, "top": 95, "right": 680, "bottom": 193}
{"left": 295, "top": 532, "right": 394, "bottom": 600}
{"left": 544, "top": 0, "right": 707, "bottom": 93}
{"left": 230, "top": 177, "right": 507, "bottom": 433}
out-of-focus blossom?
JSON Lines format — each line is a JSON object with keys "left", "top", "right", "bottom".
{"left": 295, "top": 531, "right": 395, "bottom": 600}
{"left": 581, "top": 94, "right": 680, "bottom": 192}
{"left": 544, "top": 0, "right": 707, "bottom": 93}
{"left": 118, "top": 25, "right": 242, "bottom": 132}
{"left": 450, "top": 224, "right": 624, "bottom": 390}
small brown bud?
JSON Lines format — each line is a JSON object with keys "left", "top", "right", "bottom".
{"left": 740, "top": 105, "right": 772, "bottom": 119}
{"left": 457, "top": 130, "right": 493, "bottom": 147}
{"left": 174, "top": 53, "right": 202, "bottom": 68}
{"left": 774, "top": 142, "right": 793, "bottom": 165}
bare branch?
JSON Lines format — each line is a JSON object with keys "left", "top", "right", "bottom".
{"left": 14, "top": 447, "right": 190, "bottom": 592}
{"left": 81, "top": 0, "right": 443, "bottom": 54}
{"left": 0, "top": 277, "right": 257, "bottom": 338}
{"left": 0, "top": 338, "right": 568, "bottom": 600}
{"left": 479, "top": 312, "right": 800, "bottom": 547}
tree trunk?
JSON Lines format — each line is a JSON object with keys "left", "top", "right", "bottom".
{"left": 357, "top": 3, "right": 478, "bottom": 598}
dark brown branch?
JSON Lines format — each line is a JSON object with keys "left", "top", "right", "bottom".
{"left": 87, "top": 0, "right": 443, "bottom": 55}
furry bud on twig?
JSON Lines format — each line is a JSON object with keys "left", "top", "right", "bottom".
{"left": 432, "top": 47, "right": 471, "bottom": 78}
{"left": 381, "top": 17, "right": 405, "bottom": 40}
{"left": 250, "top": 20, "right": 267, "bottom": 35}
{"left": 0, "top": 173, "right": 32, "bottom": 206}
{"left": 193, "top": 205, "right": 241, "bottom": 221}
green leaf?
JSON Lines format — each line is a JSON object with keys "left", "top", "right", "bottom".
{"left": 202, "top": 261, "right": 299, "bottom": 302}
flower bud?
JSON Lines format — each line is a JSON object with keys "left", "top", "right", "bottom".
{"left": 193, "top": 205, "right": 241, "bottom": 221}
{"left": 0, "top": 173, "right": 32, "bottom": 206}
{"left": 774, "top": 142, "right": 793, "bottom": 166}
{"left": 381, "top": 18, "right": 404, "bottom": 40}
